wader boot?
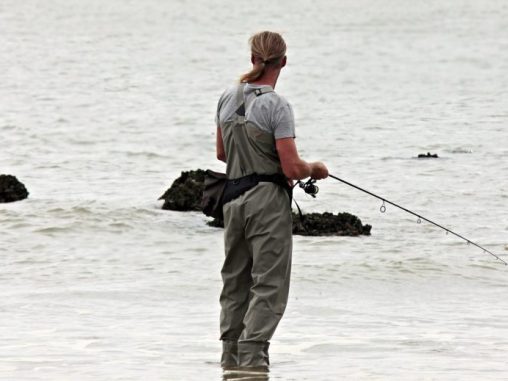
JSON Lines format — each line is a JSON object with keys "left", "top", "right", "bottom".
{"left": 221, "top": 340, "right": 238, "bottom": 370}
{"left": 219, "top": 83, "right": 292, "bottom": 371}
{"left": 237, "top": 341, "right": 270, "bottom": 371}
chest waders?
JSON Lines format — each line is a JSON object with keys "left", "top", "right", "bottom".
{"left": 219, "top": 84, "right": 293, "bottom": 371}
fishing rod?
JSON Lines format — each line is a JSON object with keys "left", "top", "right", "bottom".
{"left": 297, "top": 176, "right": 507, "bottom": 265}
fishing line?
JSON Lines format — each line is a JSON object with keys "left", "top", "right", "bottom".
{"left": 321, "top": 174, "right": 507, "bottom": 265}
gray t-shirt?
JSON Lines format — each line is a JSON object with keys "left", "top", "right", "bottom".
{"left": 215, "top": 83, "right": 295, "bottom": 139}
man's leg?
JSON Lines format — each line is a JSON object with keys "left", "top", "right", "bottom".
{"left": 238, "top": 184, "right": 293, "bottom": 369}
{"left": 220, "top": 202, "right": 252, "bottom": 368}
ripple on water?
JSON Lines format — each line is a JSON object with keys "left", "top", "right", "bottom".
{"left": 446, "top": 147, "right": 473, "bottom": 154}
{"left": 34, "top": 226, "right": 73, "bottom": 234}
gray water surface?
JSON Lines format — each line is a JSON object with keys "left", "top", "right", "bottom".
{"left": 1, "top": 0, "right": 508, "bottom": 380}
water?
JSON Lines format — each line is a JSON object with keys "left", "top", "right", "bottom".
{"left": 1, "top": 0, "right": 508, "bottom": 379}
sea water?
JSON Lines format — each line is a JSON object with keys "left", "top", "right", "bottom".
{"left": 1, "top": 0, "right": 507, "bottom": 379}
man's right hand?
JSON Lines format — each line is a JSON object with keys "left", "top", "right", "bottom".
{"left": 310, "top": 162, "right": 329, "bottom": 180}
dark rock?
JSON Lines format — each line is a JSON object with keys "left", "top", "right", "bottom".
{"left": 418, "top": 152, "right": 439, "bottom": 158}
{"left": 159, "top": 169, "right": 206, "bottom": 211}
{"left": 207, "top": 212, "right": 371, "bottom": 237}
{"left": 292, "top": 211, "right": 371, "bottom": 236}
{"left": 0, "top": 174, "right": 29, "bottom": 203}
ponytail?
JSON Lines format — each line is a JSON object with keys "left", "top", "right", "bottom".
{"left": 239, "top": 31, "right": 287, "bottom": 83}
{"left": 240, "top": 62, "right": 266, "bottom": 83}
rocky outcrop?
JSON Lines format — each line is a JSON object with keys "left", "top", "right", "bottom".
{"left": 159, "top": 169, "right": 205, "bottom": 211}
{"left": 160, "top": 169, "right": 372, "bottom": 236}
{"left": 0, "top": 175, "right": 29, "bottom": 203}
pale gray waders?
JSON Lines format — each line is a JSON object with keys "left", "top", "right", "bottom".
{"left": 219, "top": 84, "right": 292, "bottom": 370}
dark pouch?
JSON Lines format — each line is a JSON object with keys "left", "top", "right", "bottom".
{"left": 201, "top": 170, "right": 227, "bottom": 219}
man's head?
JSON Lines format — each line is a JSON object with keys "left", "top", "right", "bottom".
{"left": 240, "top": 31, "right": 287, "bottom": 83}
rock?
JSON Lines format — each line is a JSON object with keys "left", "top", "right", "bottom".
{"left": 292, "top": 211, "right": 371, "bottom": 236}
{"left": 418, "top": 152, "right": 439, "bottom": 158}
{"left": 159, "top": 169, "right": 206, "bottom": 211}
{"left": 208, "top": 212, "right": 371, "bottom": 237}
{"left": 0, "top": 174, "right": 29, "bottom": 203}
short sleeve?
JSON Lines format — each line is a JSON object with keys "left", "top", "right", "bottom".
{"left": 272, "top": 100, "right": 296, "bottom": 139}
{"left": 215, "top": 94, "right": 224, "bottom": 128}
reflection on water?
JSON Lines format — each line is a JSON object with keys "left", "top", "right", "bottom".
{"left": 223, "top": 368, "right": 269, "bottom": 381}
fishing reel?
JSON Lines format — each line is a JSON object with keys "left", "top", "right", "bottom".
{"left": 299, "top": 178, "right": 319, "bottom": 198}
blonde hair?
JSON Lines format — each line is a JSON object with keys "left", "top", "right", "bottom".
{"left": 240, "top": 31, "right": 287, "bottom": 83}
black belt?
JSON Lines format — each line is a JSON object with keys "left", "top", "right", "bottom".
{"left": 222, "top": 173, "right": 292, "bottom": 205}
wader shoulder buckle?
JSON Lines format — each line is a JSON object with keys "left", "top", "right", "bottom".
{"left": 254, "top": 87, "right": 273, "bottom": 97}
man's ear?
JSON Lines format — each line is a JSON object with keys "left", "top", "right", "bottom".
{"left": 281, "top": 55, "right": 287, "bottom": 68}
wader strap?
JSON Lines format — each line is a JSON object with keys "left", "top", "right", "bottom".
{"left": 236, "top": 85, "right": 273, "bottom": 115}
{"left": 232, "top": 83, "right": 248, "bottom": 175}
{"left": 235, "top": 83, "right": 246, "bottom": 116}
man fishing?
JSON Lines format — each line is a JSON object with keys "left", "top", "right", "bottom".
{"left": 215, "top": 31, "right": 329, "bottom": 372}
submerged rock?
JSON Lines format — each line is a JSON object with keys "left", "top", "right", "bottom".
{"left": 159, "top": 169, "right": 206, "bottom": 211}
{"left": 208, "top": 212, "right": 371, "bottom": 237}
{"left": 0, "top": 174, "right": 29, "bottom": 203}
{"left": 418, "top": 152, "right": 439, "bottom": 158}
